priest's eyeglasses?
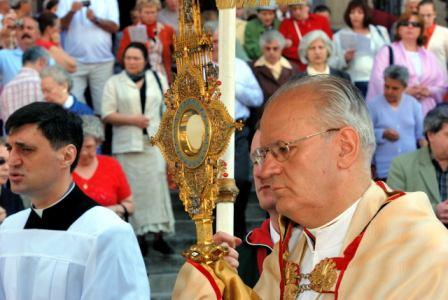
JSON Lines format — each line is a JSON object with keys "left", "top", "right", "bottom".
{"left": 251, "top": 128, "right": 340, "bottom": 166}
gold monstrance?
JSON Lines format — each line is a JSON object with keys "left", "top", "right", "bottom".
{"left": 151, "top": 0, "right": 242, "bottom": 264}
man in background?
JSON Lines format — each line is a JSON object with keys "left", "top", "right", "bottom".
{"left": 388, "top": 105, "right": 448, "bottom": 225}
{"left": 0, "top": 46, "right": 49, "bottom": 123}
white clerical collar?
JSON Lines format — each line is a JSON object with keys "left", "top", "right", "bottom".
{"left": 270, "top": 219, "right": 280, "bottom": 244}
{"left": 32, "top": 183, "right": 76, "bottom": 218}
{"left": 63, "top": 95, "right": 74, "bottom": 109}
{"left": 304, "top": 198, "right": 361, "bottom": 252}
{"left": 306, "top": 65, "right": 330, "bottom": 76}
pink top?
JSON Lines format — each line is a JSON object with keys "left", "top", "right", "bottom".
{"left": 367, "top": 41, "right": 448, "bottom": 115}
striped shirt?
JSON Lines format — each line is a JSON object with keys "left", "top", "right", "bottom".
{"left": 0, "top": 67, "right": 43, "bottom": 123}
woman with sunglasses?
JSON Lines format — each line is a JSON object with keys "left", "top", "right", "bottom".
{"left": 367, "top": 12, "right": 447, "bottom": 115}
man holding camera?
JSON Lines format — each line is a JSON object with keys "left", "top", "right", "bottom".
{"left": 57, "top": 0, "right": 119, "bottom": 115}
{"left": 0, "top": 16, "right": 39, "bottom": 86}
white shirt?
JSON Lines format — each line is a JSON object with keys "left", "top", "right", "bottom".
{"left": 406, "top": 50, "right": 423, "bottom": 77}
{"left": 427, "top": 25, "right": 448, "bottom": 67}
{"left": 102, "top": 70, "right": 168, "bottom": 154}
{"left": 270, "top": 220, "right": 280, "bottom": 245}
{"left": 330, "top": 25, "right": 390, "bottom": 82}
{"left": 295, "top": 199, "right": 361, "bottom": 300}
{"left": 306, "top": 65, "right": 330, "bottom": 76}
{"left": 235, "top": 58, "right": 263, "bottom": 120}
{"left": 57, "top": 0, "right": 119, "bottom": 63}
{"left": 63, "top": 94, "right": 75, "bottom": 110}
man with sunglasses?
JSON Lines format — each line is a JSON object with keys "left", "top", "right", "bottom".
{"left": 174, "top": 75, "right": 448, "bottom": 299}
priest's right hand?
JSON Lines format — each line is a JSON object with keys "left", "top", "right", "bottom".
{"left": 213, "top": 231, "right": 242, "bottom": 269}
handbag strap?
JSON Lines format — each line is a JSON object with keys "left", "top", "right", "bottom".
{"left": 388, "top": 45, "right": 394, "bottom": 66}
{"left": 151, "top": 70, "right": 164, "bottom": 117}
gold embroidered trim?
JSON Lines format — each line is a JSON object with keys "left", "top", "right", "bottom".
{"left": 283, "top": 258, "right": 338, "bottom": 299}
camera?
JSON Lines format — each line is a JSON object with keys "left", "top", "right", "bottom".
{"left": 14, "top": 19, "right": 23, "bottom": 28}
{"left": 81, "top": 0, "right": 91, "bottom": 7}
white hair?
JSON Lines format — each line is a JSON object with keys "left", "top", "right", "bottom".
{"left": 266, "top": 75, "right": 376, "bottom": 165}
{"left": 40, "top": 65, "right": 73, "bottom": 91}
{"left": 259, "top": 30, "right": 286, "bottom": 49}
{"left": 298, "top": 30, "right": 332, "bottom": 64}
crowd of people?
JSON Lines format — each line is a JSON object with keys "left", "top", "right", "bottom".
{"left": 1, "top": 0, "right": 448, "bottom": 297}
{"left": 0, "top": 0, "right": 177, "bottom": 256}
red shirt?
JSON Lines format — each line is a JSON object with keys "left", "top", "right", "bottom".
{"left": 73, "top": 155, "right": 131, "bottom": 207}
{"left": 117, "top": 22, "right": 174, "bottom": 82}
{"left": 246, "top": 218, "right": 274, "bottom": 274}
{"left": 36, "top": 39, "right": 58, "bottom": 50}
{"left": 279, "top": 14, "right": 333, "bottom": 71}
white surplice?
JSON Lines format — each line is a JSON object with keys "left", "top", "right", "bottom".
{"left": 0, "top": 207, "right": 150, "bottom": 299}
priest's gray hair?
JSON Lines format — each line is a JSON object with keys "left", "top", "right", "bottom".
{"left": 80, "top": 115, "right": 105, "bottom": 143}
{"left": 40, "top": 65, "right": 73, "bottom": 91}
{"left": 384, "top": 65, "right": 409, "bottom": 87}
{"left": 266, "top": 75, "right": 376, "bottom": 165}
{"left": 259, "top": 30, "right": 286, "bottom": 50}
{"left": 298, "top": 30, "right": 332, "bottom": 65}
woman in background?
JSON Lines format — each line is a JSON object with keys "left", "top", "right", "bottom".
{"left": 367, "top": 12, "right": 447, "bottom": 115}
{"left": 102, "top": 42, "right": 175, "bottom": 256}
{"left": 73, "top": 115, "right": 134, "bottom": 220}
{"left": 295, "top": 30, "right": 350, "bottom": 80}
{"left": 330, "top": 0, "right": 390, "bottom": 97}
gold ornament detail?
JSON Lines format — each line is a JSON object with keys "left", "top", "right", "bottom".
{"left": 151, "top": 0, "right": 241, "bottom": 264}
{"left": 282, "top": 257, "right": 338, "bottom": 299}
{"left": 284, "top": 261, "right": 301, "bottom": 300}
{"left": 309, "top": 258, "right": 338, "bottom": 292}
{"left": 215, "top": 0, "right": 307, "bottom": 9}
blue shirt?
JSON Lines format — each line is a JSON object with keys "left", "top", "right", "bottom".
{"left": 66, "top": 95, "right": 94, "bottom": 116}
{"left": 368, "top": 93, "right": 424, "bottom": 178}
{"left": 0, "top": 48, "right": 23, "bottom": 86}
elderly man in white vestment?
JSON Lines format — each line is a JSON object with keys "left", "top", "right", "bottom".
{"left": 0, "top": 102, "right": 149, "bottom": 299}
{"left": 172, "top": 75, "right": 448, "bottom": 299}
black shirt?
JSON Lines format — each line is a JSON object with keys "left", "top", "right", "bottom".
{"left": 24, "top": 184, "right": 97, "bottom": 231}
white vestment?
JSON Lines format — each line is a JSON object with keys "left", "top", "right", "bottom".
{"left": 0, "top": 207, "right": 150, "bottom": 299}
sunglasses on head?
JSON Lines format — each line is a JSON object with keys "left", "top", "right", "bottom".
{"left": 398, "top": 20, "right": 420, "bottom": 28}
{"left": 0, "top": 158, "right": 6, "bottom": 166}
